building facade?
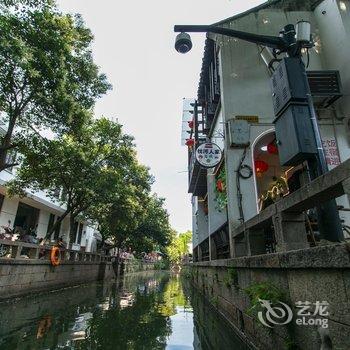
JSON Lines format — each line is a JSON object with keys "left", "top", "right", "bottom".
{"left": 182, "top": 0, "right": 350, "bottom": 261}
{"left": 0, "top": 137, "right": 100, "bottom": 252}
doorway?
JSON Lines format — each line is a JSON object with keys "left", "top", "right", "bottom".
{"left": 14, "top": 202, "right": 40, "bottom": 235}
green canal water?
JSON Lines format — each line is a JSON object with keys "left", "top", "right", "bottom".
{"left": 0, "top": 272, "right": 249, "bottom": 349}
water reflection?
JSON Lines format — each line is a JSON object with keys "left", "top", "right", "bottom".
{"left": 0, "top": 272, "right": 248, "bottom": 349}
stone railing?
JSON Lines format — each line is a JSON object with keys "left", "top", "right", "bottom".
{"left": 230, "top": 158, "right": 350, "bottom": 258}
{"left": 0, "top": 239, "right": 112, "bottom": 263}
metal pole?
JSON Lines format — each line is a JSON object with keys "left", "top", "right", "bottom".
{"left": 301, "top": 63, "right": 344, "bottom": 242}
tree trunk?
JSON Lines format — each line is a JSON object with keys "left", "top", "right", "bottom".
{"left": 0, "top": 113, "right": 18, "bottom": 172}
{"left": 69, "top": 215, "right": 76, "bottom": 246}
{"left": 44, "top": 210, "right": 70, "bottom": 240}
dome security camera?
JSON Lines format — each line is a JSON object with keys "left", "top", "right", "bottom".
{"left": 175, "top": 32, "right": 192, "bottom": 54}
{"left": 296, "top": 20, "right": 311, "bottom": 44}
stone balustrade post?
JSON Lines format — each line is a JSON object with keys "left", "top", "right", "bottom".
{"left": 15, "top": 244, "right": 23, "bottom": 259}
{"left": 246, "top": 227, "right": 266, "bottom": 256}
{"left": 210, "top": 235, "right": 217, "bottom": 260}
{"left": 343, "top": 178, "right": 350, "bottom": 197}
{"left": 232, "top": 233, "right": 248, "bottom": 257}
{"left": 197, "top": 245, "right": 203, "bottom": 262}
{"left": 272, "top": 211, "right": 308, "bottom": 252}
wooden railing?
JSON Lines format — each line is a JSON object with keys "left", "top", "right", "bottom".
{"left": 0, "top": 240, "right": 112, "bottom": 263}
{"left": 229, "top": 158, "right": 350, "bottom": 258}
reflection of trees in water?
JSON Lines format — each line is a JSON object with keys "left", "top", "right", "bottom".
{"left": 0, "top": 273, "right": 193, "bottom": 350}
{"left": 79, "top": 275, "right": 173, "bottom": 349}
{"left": 0, "top": 284, "right": 103, "bottom": 350}
{"left": 157, "top": 275, "right": 190, "bottom": 317}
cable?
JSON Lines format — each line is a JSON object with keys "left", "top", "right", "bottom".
{"left": 236, "top": 147, "right": 248, "bottom": 224}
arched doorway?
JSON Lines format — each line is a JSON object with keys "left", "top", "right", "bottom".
{"left": 252, "top": 131, "right": 292, "bottom": 212}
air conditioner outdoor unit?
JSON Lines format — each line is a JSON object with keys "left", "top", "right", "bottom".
{"left": 307, "top": 71, "right": 342, "bottom": 108}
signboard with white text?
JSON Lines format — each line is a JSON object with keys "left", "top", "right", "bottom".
{"left": 195, "top": 143, "right": 222, "bottom": 168}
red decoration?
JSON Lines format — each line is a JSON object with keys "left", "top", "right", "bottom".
{"left": 255, "top": 160, "right": 269, "bottom": 174}
{"left": 188, "top": 120, "right": 194, "bottom": 129}
{"left": 185, "top": 138, "right": 195, "bottom": 147}
{"left": 267, "top": 141, "right": 278, "bottom": 155}
{"left": 216, "top": 179, "right": 225, "bottom": 193}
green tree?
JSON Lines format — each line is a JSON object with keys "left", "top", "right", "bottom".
{"left": 0, "top": 1, "right": 110, "bottom": 171}
{"left": 125, "top": 194, "right": 172, "bottom": 254}
{"left": 99, "top": 191, "right": 173, "bottom": 257}
{"left": 8, "top": 118, "right": 140, "bottom": 240}
{"left": 167, "top": 230, "right": 192, "bottom": 265}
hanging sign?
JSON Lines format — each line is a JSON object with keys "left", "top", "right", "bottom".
{"left": 322, "top": 138, "right": 340, "bottom": 166}
{"left": 235, "top": 115, "right": 259, "bottom": 124}
{"left": 195, "top": 142, "right": 222, "bottom": 168}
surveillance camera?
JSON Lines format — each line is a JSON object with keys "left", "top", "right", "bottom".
{"left": 296, "top": 20, "right": 311, "bottom": 44}
{"left": 175, "top": 32, "right": 192, "bottom": 54}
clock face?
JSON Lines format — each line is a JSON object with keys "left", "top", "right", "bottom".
{"left": 195, "top": 143, "right": 222, "bottom": 168}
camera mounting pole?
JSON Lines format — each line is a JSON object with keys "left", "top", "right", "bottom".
{"left": 174, "top": 23, "right": 344, "bottom": 242}
{"left": 174, "top": 24, "right": 300, "bottom": 57}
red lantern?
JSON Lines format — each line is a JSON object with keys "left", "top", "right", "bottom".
{"left": 255, "top": 160, "right": 269, "bottom": 174}
{"left": 185, "top": 138, "right": 195, "bottom": 147}
{"left": 216, "top": 179, "right": 225, "bottom": 192}
{"left": 267, "top": 141, "right": 278, "bottom": 155}
{"left": 188, "top": 120, "right": 194, "bottom": 129}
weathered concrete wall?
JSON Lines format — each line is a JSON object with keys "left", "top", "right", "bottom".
{"left": 182, "top": 277, "right": 255, "bottom": 349}
{"left": 0, "top": 259, "right": 115, "bottom": 300}
{"left": 183, "top": 243, "right": 350, "bottom": 350}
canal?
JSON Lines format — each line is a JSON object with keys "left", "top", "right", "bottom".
{"left": 0, "top": 272, "right": 250, "bottom": 349}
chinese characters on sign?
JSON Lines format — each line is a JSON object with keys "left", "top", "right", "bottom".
{"left": 322, "top": 138, "right": 340, "bottom": 166}
{"left": 195, "top": 143, "right": 222, "bottom": 168}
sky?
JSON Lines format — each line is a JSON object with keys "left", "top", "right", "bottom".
{"left": 57, "top": 0, "right": 265, "bottom": 233}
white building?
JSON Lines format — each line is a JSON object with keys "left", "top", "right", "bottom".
{"left": 182, "top": 0, "right": 350, "bottom": 261}
{"left": 0, "top": 127, "right": 100, "bottom": 252}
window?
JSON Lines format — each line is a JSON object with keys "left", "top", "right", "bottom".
{"left": 77, "top": 223, "right": 84, "bottom": 245}
{"left": 71, "top": 221, "right": 79, "bottom": 243}
{"left": 47, "top": 213, "right": 55, "bottom": 234}
{"left": 54, "top": 217, "right": 61, "bottom": 240}
{"left": 0, "top": 194, "right": 4, "bottom": 213}
{"left": 5, "top": 150, "right": 17, "bottom": 173}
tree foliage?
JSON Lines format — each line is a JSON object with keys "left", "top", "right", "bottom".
{"left": 0, "top": 0, "right": 110, "bottom": 170}
{"left": 99, "top": 193, "right": 172, "bottom": 255}
{"left": 8, "top": 117, "right": 146, "bottom": 239}
{"left": 2, "top": 0, "right": 174, "bottom": 254}
{"left": 167, "top": 230, "right": 192, "bottom": 264}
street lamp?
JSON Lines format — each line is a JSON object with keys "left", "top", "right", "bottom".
{"left": 174, "top": 22, "right": 344, "bottom": 242}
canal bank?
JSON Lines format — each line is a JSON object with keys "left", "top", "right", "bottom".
{"left": 0, "top": 271, "right": 249, "bottom": 349}
{"left": 0, "top": 240, "right": 159, "bottom": 300}
{"left": 183, "top": 242, "right": 350, "bottom": 350}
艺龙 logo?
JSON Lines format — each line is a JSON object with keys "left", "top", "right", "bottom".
{"left": 257, "top": 298, "right": 293, "bottom": 328}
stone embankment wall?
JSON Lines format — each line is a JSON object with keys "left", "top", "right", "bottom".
{"left": 0, "top": 237, "right": 158, "bottom": 300}
{"left": 183, "top": 243, "right": 350, "bottom": 350}
{"left": 0, "top": 259, "right": 115, "bottom": 300}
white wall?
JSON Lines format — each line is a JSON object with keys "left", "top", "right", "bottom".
{"left": 37, "top": 209, "right": 50, "bottom": 238}
{"left": 0, "top": 196, "right": 19, "bottom": 229}
{"left": 214, "top": 3, "right": 350, "bottom": 233}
